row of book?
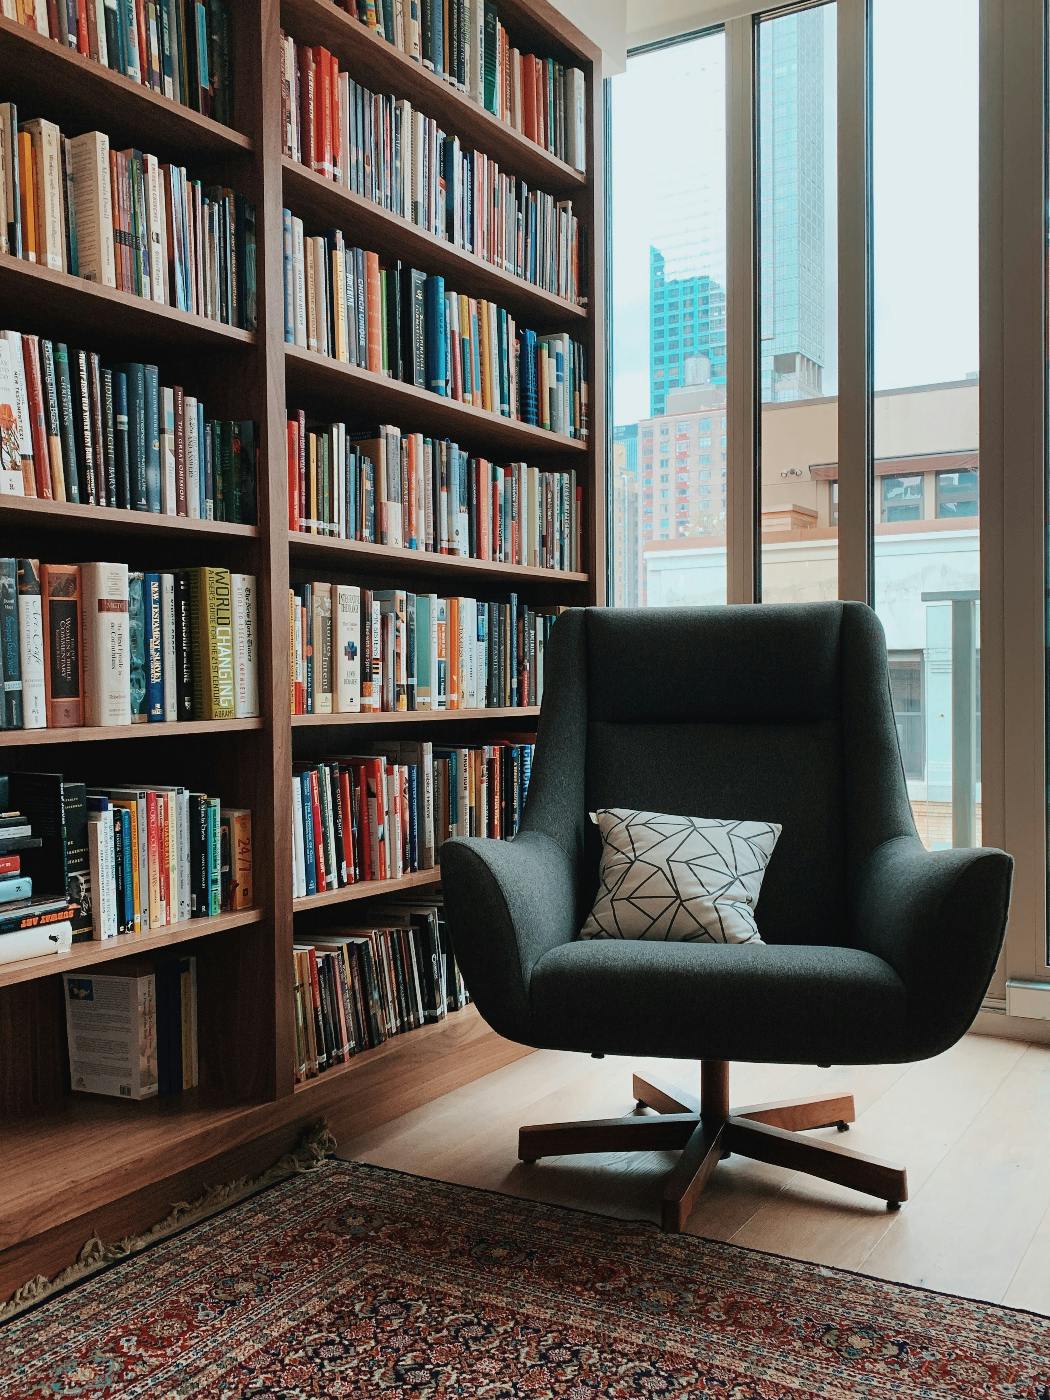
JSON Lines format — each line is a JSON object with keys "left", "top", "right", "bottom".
{"left": 290, "top": 583, "right": 558, "bottom": 715}
{"left": 0, "top": 328, "right": 257, "bottom": 519}
{"left": 0, "top": 103, "right": 256, "bottom": 328}
{"left": 64, "top": 955, "right": 199, "bottom": 1099}
{"left": 330, "top": 1, "right": 587, "bottom": 172}
{"left": 0, "top": 769, "right": 251, "bottom": 963}
{"left": 281, "top": 39, "right": 582, "bottom": 302}
{"left": 3, "top": 1, "right": 234, "bottom": 123}
{"left": 0, "top": 560, "right": 259, "bottom": 731}
{"left": 283, "top": 226, "right": 587, "bottom": 438}
{"left": 287, "top": 416, "right": 580, "bottom": 570}
{"left": 292, "top": 739, "right": 533, "bottom": 897}
{"left": 293, "top": 897, "right": 469, "bottom": 1082}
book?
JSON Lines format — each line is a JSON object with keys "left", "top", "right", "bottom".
{"left": 16, "top": 559, "right": 47, "bottom": 730}
{"left": 0, "top": 919, "right": 73, "bottom": 965}
{"left": 187, "top": 567, "right": 234, "bottom": 720}
{"left": 81, "top": 561, "right": 130, "bottom": 726}
{"left": 0, "top": 555, "right": 22, "bottom": 728}
{"left": 41, "top": 562, "right": 83, "bottom": 726}
{"left": 64, "top": 965, "right": 157, "bottom": 1098}
{"left": 87, "top": 804, "right": 118, "bottom": 939}
{"left": 230, "top": 572, "right": 259, "bottom": 719}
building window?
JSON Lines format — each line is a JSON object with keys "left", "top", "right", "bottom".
{"left": 830, "top": 481, "right": 839, "bottom": 525}
{"left": 881, "top": 474, "right": 924, "bottom": 522}
{"left": 936, "top": 468, "right": 978, "bottom": 518}
{"left": 888, "top": 652, "right": 925, "bottom": 780}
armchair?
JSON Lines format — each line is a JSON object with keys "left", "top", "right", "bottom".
{"left": 441, "top": 604, "right": 1013, "bottom": 1231}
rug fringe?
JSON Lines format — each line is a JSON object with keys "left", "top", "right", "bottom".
{"left": 0, "top": 1121, "right": 337, "bottom": 1323}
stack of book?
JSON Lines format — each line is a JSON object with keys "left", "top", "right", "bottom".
{"left": 283, "top": 225, "right": 586, "bottom": 436}
{"left": 0, "top": 103, "right": 256, "bottom": 328}
{"left": 64, "top": 954, "right": 199, "bottom": 1099}
{"left": 1, "top": 769, "right": 252, "bottom": 952}
{"left": 326, "top": 2, "right": 587, "bottom": 172}
{"left": 289, "top": 583, "right": 558, "bottom": 714}
{"left": 293, "top": 896, "right": 469, "bottom": 1082}
{"left": 0, "top": 328, "right": 257, "bottom": 517}
{"left": 0, "top": 559, "right": 260, "bottom": 731}
{"left": 0, "top": 772, "right": 75, "bottom": 965}
{"left": 287, "top": 415, "right": 579, "bottom": 568}
{"left": 281, "top": 39, "right": 582, "bottom": 302}
{"left": 292, "top": 738, "right": 533, "bottom": 898}
{"left": 2, "top": 1, "right": 235, "bottom": 123}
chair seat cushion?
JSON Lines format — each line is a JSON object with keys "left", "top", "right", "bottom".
{"left": 529, "top": 940, "right": 908, "bottom": 1065}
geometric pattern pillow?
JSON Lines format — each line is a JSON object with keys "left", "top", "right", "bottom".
{"left": 579, "top": 807, "right": 782, "bottom": 945}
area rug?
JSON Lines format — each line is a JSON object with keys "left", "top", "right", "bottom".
{"left": 1, "top": 1159, "right": 1046, "bottom": 1399}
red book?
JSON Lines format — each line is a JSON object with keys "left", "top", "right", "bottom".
{"left": 329, "top": 51, "right": 341, "bottom": 180}
{"left": 20, "top": 334, "right": 52, "bottom": 501}
{"left": 309, "top": 769, "right": 327, "bottom": 891}
{"left": 299, "top": 46, "right": 316, "bottom": 172}
{"left": 174, "top": 386, "right": 188, "bottom": 516}
{"left": 287, "top": 417, "right": 300, "bottom": 531}
{"left": 316, "top": 47, "right": 331, "bottom": 178}
{"left": 364, "top": 252, "right": 382, "bottom": 374}
{"left": 338, "top": 769, "right": 355, "bottom": 883}
{"left": 76, "top": 0, "right": 90, "bottom": 55}
{"left": 0, "top": 854, "right": 21, "bottom": 875}
{"left": 157, "top": 792, "right": 170, "bottom": 923}
{"left": 522, "top": 55, "right": 537, "bottom": 142}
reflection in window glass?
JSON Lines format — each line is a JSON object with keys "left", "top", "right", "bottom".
{"left": 756, "top": 3, "right": 839, "bottom": 603}
{"left": 873, "top": 0, "right": 980, "bottom": 848}
{"left": 609, "top": 31, "right": 728, "bottom": 608}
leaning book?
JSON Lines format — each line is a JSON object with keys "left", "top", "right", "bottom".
{"left": 63, "top": 965, "right": 158, "bottom": 1099}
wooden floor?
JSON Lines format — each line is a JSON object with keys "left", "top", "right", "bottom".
{"left": 340, "top": 1033, "right": 1050, "bottom": 1315}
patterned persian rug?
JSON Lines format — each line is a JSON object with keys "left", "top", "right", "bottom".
{"left": 2, "top": 1158, "right": 1047, "bottom": 1399}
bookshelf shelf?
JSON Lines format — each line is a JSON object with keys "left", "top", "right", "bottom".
{"left": 292, "top": 868, "right": 442, "bottom": 913}
{"left": 0, "top": 908, "right": 265, "bottom": 992}
{"left": 0, "top": 0, "right": 602, "bottom": 1293}
{"left": 279, "top": 0, "right": 587, "bottom": 196}
{"left": 291, "top": 706, "right": 540, "bottom": 728}
{"left": 285, "top": 345, "right": 587, "bottom": 458}
{"left": 281, "top": 158, "right": 587, "bottom": 331}
{"left": 0, "top": 15, "right": 253, "bottom": 160}
{"left": 0, "top": 496, "right": 259, "bottom": 544}
{"left": 288, "top": 531, "right": 588, "bottom": 585}
{"left": 0, "top": 256, "right": 256, "bottom": 352}
{"left": 0, "top": 718, "right": 265, "bottom": 748}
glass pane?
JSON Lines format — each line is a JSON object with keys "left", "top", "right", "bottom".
{"left": 757, "top": 3, "right": 839, "bottom": 603}
{"left": 872, "top": 0, "right": 980, "bottom": 849}
{"left": 609, "top": 31, "right": 728, "bottom": 607}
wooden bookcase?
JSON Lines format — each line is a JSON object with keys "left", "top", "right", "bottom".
{"left": 0, "top": 0, "right": 604, "bottom": 1293}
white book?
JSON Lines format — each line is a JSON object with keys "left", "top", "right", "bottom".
{"left": 333, "top": 584, "right": 361, "bottom": 713}
{"left": 231, "top": 572, "right": 260, "bottom": 718}
{"left": 185, "top": 396, "right": 200, "bottom": 518}
{"left": 88, "top": 812, "right": 119, "bottom": 940}
{"left": 93, "top": 0, "right": 108, "bottom": 64}
{"left": 0, "top": 336, "right": 27, "bottom": 494}
{"left": 143, "top": 152, "right": 168, "bottom": 305}
{"left": 17, "top": 558, "right": 46, "bottom": 728}
{"left": 82, "top": 561, "right": 130, "bottom": 726}
{"left": 462, "top": 597, "right": 477, "bottom": 709}
{"left": 23, "top": 118, "right": 65, "bottom": 272}
{"left": 567, "top": 68, "right": 587, "bottom": 173}
{"left": 68, "top": 131, "right": 116, "bottom": 287}
{"left": 64, "top": 968, "right": 157, "bottom": 1100}
{"left": 160, "top": 572, "right": 177, "bottom": 721}
{"left": 291, "top": 776, "right": 305, "bottom": 899}
{"left": 407, "top": 0, "right": 421, "bottom": 60}
{"left": 0, "top": 105, "right": 18, "bottom": 261}
{"left": 0, "top": 920, "right": 72, "bottom": 966}
{"left": 160, "top": 386, "right": 177, "bottom": 513}
{"left": 312, "top": 581, "right": 333, "bottom": 714}
{"left": 338, "top": 72, "right": 351, "bottom": 186}
{"left": 0, "top": 105, "right": 8, "bottom": 257}
{"left": 292, "top": 216, "right": 307, "bottom": 347}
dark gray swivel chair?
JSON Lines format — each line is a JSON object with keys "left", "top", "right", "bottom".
{"left": 440, "top": 604, "right": 1013, "bottom": 1232}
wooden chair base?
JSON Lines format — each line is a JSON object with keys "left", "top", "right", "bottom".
{"left": 517, "top": 1061, "right": 909, "bottom": 1234}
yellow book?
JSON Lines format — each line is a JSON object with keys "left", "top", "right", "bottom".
{"left": 188, "top": 567, "right": 235, "bottom": 720}
{"left": 17, "top": 129, "right": 37, "bottom": 264}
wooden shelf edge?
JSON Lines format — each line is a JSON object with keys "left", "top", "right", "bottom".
{"left": 0, "top": 908, "right": 265, "bottom": 991}
{"left": 292, "top": 706, "right": 539, "bottom": 727}
{"left": 287, "top": 531, "right": 589, "bottom": 584}
{"left": 0, "top": 15, "right": 253, "bottom": 157}
{"left": 0, "top": 717, "right": 265, "bottom": 747}
{"left": 281, "top": 158, "right": 586, "bottom": 329}
{"left": 0, "top": 255, "right": 256, "bottom": 347}
{"left": 293, "top": 868, "right": 441, "bottom": 912}
{"left": 278, "top": 0, "right": 587, "bottom": 196}
{"left": 284, "top": 345, "right": 587, "bottom": 457}
{"left": 0, "top": 495, "right": 259, "bottom": 540}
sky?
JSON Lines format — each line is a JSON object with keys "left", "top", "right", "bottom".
{"left": 610, "top": 0, "right": 980, "bottom": 428}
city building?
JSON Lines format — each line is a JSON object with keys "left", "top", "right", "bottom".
{"left": 648, "top": 248, "right": 728, "bottom": 415}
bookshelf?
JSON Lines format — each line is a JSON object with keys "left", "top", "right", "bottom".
{"left": 0, "top": 0, "right": 603, "bottom": 1293}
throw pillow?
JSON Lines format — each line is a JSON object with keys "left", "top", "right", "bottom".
{"left": 579, "top": 807, "right": 782, "bottom": 945}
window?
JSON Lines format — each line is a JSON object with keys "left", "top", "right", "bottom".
{"left": 936, "top": 467, "right": 978, "bottom": 517}
{"left": 610, "top": 28, "right": 728, "bottom": 608}
{"left": 880, "top": 474, "right": 924, "bottom": 523}
{"left": 888, "top": 652, "right": 925, "bottom": 780}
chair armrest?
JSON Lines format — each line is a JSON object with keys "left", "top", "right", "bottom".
{"left": 853, "top": 835, "right": 1013, "bottom": 1057}
{"left": 440, "top": 830, "right": 580, "bottom": 1046}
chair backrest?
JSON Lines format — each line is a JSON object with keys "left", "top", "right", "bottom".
{"left": 525, "top": 603, "right": 915, "bottom": 948}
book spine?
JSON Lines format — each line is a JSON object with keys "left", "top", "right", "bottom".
{"left": 81, "top": 560, "right": 130, "bottom": 726}
{"left": 230, "top": 572, "right": 259, "bottom": 718}
{"left": 143, "top": 570, "right": 164, "bottom": 721}
{"left": 41, "top": 563, "right": 82, "bottom": 726}
{"left": 160, "top": 570, "right": 177, "bottom": 721}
